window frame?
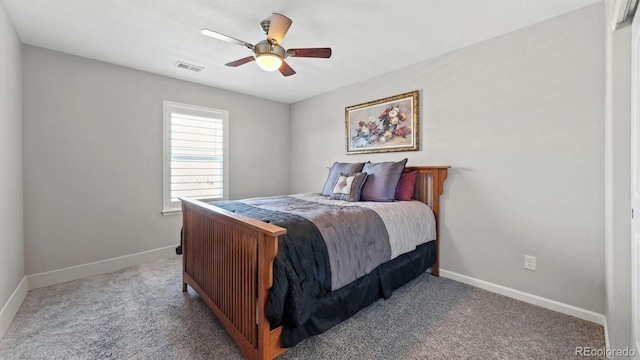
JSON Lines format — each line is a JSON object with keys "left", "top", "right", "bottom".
{"left": 162, "top": 101, "right": 229, "bottom": 215}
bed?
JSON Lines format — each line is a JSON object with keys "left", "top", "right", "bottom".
{"left": 180, "top": 164, "right": 449, "bottom": 360}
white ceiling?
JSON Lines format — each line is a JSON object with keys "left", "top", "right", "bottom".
{"left": 3, "top": 0, "right": 600, "bottom": 104}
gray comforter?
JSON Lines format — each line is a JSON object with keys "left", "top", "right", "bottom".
{"left": 241, "top": 196, "right": 391, "bottom": 291}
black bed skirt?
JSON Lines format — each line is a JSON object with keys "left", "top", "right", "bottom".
{"left": 280, "top": 240, "right": 436, "bottom": 347}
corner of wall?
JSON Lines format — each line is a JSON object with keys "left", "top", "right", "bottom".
{"left": 0, "top": 0, "right": 26, "bottom": 342}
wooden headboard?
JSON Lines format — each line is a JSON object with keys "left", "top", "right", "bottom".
{"left": 404, "top": 165, "right": 450, "bottom": 276}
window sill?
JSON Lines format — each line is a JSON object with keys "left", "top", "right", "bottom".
{"left": 162, "top": 208, "right": 182, "bottom": 216}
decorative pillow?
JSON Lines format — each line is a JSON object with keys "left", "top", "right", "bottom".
{"left": 320, "top": 162, "right": 366, "bottom": 196}
{"left": 360, "top": 158, "right": 408, "bottom": 202}
{"left": 329, "top": 172, "right": 368, "bottom": 202}
{"left": 395, "top": 170, "right": 418, "bottom": 201}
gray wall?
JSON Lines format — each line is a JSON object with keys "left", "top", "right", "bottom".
{"left": 290, "top": 4, "right": 606, "bottom": 313}
{"left": 0, "top": 0, "right": 24, "bottom": 316}
{"left": 22, "top": 46, "right": 291, "bottom": 274}
{"left": 604, "top": 0, "right": 633, "bottom": 352}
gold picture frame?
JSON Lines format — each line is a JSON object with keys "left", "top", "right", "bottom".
{"left": 345, "top": 90, "right": 419, "bottom": 154}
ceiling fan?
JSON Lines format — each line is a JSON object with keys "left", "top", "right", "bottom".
{"left": 201, "top": 13, "right": 332, "bottom": 76}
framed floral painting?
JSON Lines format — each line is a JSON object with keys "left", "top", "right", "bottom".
{"left": 345, "top": 90, "right": 419, "bottom": 154}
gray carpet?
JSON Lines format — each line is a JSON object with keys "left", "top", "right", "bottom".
{"left": 0, "top": 257, "right": 605, "bottom": 360}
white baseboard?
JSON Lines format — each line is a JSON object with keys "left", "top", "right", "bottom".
{"left": 603, "top": 317, "right": 610, "bottom": 350}
{"left": 27, "top": 245, "right": 178, "bottom": 290}
{"left": 1, "top": 246, "right": 178, "bottom": 341}
{"left": 440, "top": 269, "right": 606, "bottom": 326}
{"left": 0, "top": 277, "right": 28, "bottom": 340}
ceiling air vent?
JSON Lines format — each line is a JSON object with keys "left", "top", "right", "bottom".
{"left": 175, "top": 61, "right": 204, "bottom": 72}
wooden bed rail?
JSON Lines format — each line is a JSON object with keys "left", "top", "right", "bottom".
{"left": 180, "top": 165, "right": 449, "bottom": 360}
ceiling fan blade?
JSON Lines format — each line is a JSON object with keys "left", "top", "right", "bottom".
{"left": 286, "top": 48, "right": 332, "bottom": 58}
{"left": 267, "top": 13, "right": 292, "bottom": 45}
{"left": 201, "top": 28, "right": 254, "bottom": 50}
{"left": 279, "top": 61, "right": 296, "bottom": 76}
{"left": 225, "top": 56, "right": 256, "bottom": 67}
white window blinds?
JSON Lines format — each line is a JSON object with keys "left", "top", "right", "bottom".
{"left": 163, "top": 101, "right": 229, "bottom": 214}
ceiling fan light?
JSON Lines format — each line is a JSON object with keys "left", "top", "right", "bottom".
{"left": 255, "top": 53, "right": 282, "bottom": 72}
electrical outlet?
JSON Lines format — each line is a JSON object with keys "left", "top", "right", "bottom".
{"left": 524, "top": 255, "right": 536, "bottom": 271}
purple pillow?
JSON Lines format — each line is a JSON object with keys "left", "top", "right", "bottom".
{"left": 395, "top": 170, "right": 418, "bottom": 201}
{"left": 320, "top": 162, "right": 366, "bottom": 196}
{"left": 360, "top": 158, "right": 408, "bottom": 202}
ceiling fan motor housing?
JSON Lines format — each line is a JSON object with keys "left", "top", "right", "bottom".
{"left": 254, "top": 40, "right": 285, "bottom": 59}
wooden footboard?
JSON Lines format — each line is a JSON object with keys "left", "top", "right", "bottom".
{"left": 181, "top": 165, "right": 449, "bottom": 360}
{"left": 181, "top": 199, "right": 288, "bottom": 360}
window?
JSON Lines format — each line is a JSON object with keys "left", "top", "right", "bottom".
{"left": 163, "top": 101, "right": 229, "bottom": 214}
